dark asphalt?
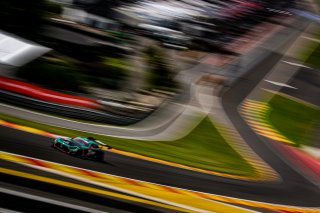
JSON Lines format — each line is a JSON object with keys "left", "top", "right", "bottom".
{"left": 1, "top": 15, "right": 320, "bottom": 211}
{"left": 0, "top": 175, "right": 175, "bottom": 213}
{"left": 281, "top": 67, "right": 320, "bottom": 107}
{"left": 1, "top": 125, "right": 320, "bottom": 207}
{"left": 221, "top": 25, "right": 320, "bottom": 208}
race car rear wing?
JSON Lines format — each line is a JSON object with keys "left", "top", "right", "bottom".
{"left": 95, "top": 140, "right": 112, "bottom": 149}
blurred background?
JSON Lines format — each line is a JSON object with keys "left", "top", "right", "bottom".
{"left": 0, "top": 0, "right": 320, "bottom": 212}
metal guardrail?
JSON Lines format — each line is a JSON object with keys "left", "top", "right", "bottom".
{"left": 0, "top": 90, "right": 151, "bottom": 125}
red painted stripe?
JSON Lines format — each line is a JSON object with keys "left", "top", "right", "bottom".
{"left": 193, "top": 192, "right": 212, "bottom": 199}
{"left": 76, "top": 168, "right": 102, "bottom": 178}
{"left": 0, "top": 76, "right": 101, "bottom": 109}
{"left": 25, "top": 158, "right": 49, "bottom": 168}
{"left": 122, "top": 179, "right": 145, "bottom": 187}
{"left": 274, "top": 142, "right": 320, "bottom": 179}
{"left": 160, "top": 186, "right": 181, "bottom": 194}
{"left": 1, "top": 121, "right": 17, "bottom": 128}
{"left": 43, "top": 132, "right": 56, "bottom": 138}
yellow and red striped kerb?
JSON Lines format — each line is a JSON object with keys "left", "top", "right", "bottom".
{"left": 0, "top": 151, "right": 318, "bottom": 213}
{"left": 240, "top": 99, "right": 294, "bottom": 144}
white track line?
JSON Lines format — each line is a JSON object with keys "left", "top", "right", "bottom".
{"left": 264, "top": 80, "right": 298, "bottom": 89}
{"left": 282, "top": 60, "right": 312, "bottom": 69}
{"left": 302, "top": 36, "right": 320, "bottom": 43}
{"left": 0, "top": 187, "right": 108, "bottom": 213}
{"left": 0, "top": 207, "right": 22, "bottom": 213}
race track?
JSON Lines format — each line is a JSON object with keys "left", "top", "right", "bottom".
{"left": 1, "top": 14, "right": 320, "bottom": 212}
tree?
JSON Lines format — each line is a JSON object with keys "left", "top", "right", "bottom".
{"left": 17, "top": 57, "right": 87, "bottom": 93}
{"left": 0, "top": 0, "right": 62, "bottom": 39}
{"left": 85, "top": 57, "right": 129, "bottom": 90}
{"left": 144, "top": 46, "right": 177, "bottom": 91}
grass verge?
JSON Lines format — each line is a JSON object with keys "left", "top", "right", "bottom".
{"left": 305, "top": 41, "right": 320, "bottom": 69}
{"left": 0, "top": 113, "right": 255, "bottom": 177}
{"left": 267, "top": 94, "right": 320, "bottom": 147}
{"left": 299, "top": 28, "right": 320, "bottom": 68}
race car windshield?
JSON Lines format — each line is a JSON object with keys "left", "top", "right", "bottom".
{"left": 72, "top": 137, "right": 89, "bottom": 146}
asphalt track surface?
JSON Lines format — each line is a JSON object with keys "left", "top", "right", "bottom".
{"left": 1, "top": 175, "right": 174, "bottom": 213}
{"left": 1, "top": 17, "right": 320, "bottom": 210}
{"left": 1, "top": 124, "right": 320, "bottom": 208}
{"left": 2, "top": 38, "right": 320, "bottom": 208}
{"left": 281, "top": 67, "right": 320, "bottom": 107}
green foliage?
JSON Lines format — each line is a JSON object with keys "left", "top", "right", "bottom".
{"left": 17, "top": 58, "right": 86, "bottom": 93}
{"left": 87, "top": 57, "right": 129, "bottom": 90}
{"left": 305, "top": 44, "right": 320, "bottom": 69}
{"left": 0, "top": 0, "right": 62, "bottom": 39}
{"left": 0, "top": 0, "right": 47, "bottom": 38}
{"left": 143, "top": 46, "right": 177, "bottom": 91}
{"left": 298, "top": 29, "right": 320, "bottom": 68}
{"left": 268, "top": 95, "right": 320, "bottom": 147}
{"left": 46, "top": 1, "right": 63, "bottom": 15}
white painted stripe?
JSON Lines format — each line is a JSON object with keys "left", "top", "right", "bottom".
{"left": 301, "top": 36, "right": 320, "bottom": 43}
{"left": 0, "top": 207, "right": 23, "bottom": 213}
{"left": 51, "top": 18, "right": 76, "bottom": 24}
{"left": 163, "top": 43, "right": 188, "bottom": 50}
{"left": 264, "top": 80, "right": 297, "bottom": 89}
{"left": 0, "top": 187, "right": 108, "bottom": 213}
{"left": 281, "top": 60, "right": 312, "bottom": 69}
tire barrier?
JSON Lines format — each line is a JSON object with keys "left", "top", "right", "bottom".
{"left": 0, "top": 76, "right": 101, "bottom": 109}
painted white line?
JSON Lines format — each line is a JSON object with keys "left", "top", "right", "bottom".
{"left": 264, "top": 80, "right": 297, "bottom": 89}
{"left": 0, "top": 207, "right": 22, "bottom": 213}
{"left": 281, "top": 60, "right": 312, "bottom": 69}
{"left": 0, "top": 187, "right": 108, "bottom": 213}
{"left": 302, "top": 36, "right": 320, "bottom": 43}
{"left": 163, "top": 43, "right": 188, "bottom": 50}
{"left": 51, "top": 18, "right": 76, "bottom": 24}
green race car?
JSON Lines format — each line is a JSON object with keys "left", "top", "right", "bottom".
{"left": 52, "top": 136, "right": 112, "bottom": 161}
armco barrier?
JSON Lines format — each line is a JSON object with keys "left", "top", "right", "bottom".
{"left": 0, "top": 90, "right": 143, "bottom": 125}
{"left": 0, "top": 76, "right": 101, "bottom": 109}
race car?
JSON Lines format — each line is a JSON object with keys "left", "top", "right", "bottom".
{"left": 52, "top": 136, "right": 112, "bottom": 161}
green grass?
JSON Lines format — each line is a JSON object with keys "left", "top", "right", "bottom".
{"left": 268, "top": 95, "right": 320, "bottom": 147}
{"left": 0, "top": 113, "right": 255, "bottom": 177}
{"left": 305, "top": 42, "right": 320, "bottom": 69}
{"left": 299, "top": 28, "right": 320, "bottom": 68}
